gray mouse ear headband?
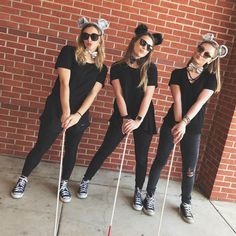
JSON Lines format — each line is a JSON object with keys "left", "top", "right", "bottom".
{"left": 77, "top": 17, "right": 109, "bottom": 34}
{"left": 202, "top": 33, "right": 228, "bottom": 59}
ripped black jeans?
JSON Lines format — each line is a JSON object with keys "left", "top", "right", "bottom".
{"left": 146, "top": 123, "right": 201, "bottom": 204}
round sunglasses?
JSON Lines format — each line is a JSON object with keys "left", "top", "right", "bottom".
{"left": 81, "top": 32, "right": 101, "bottom": 41}
{"left": 139, "top": 38, "right": 153, "bottom": 52}
{"left": 197, "top": 45, "right": 213, "bottom": 59}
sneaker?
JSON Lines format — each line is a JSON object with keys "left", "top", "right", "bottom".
{"left": 179, "top": 202, "right": 194, "bottom": 224}
{"left": 77, "top": 179, "right": 89, "bottom": 199}
{"left": 59, "top": 180, "right": 71, "bottom": 203}
{"left": 133, "top": 187, "right": 143, "bottom": 211}
{"left": 143, "top": 193, "right": 155, "bottom": 216}
{"left": 11, "top": 176, "right": 28, "bottom": 199}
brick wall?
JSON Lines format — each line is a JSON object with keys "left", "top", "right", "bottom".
{"left": 0, "top": 0, "right": 235, "bottom": 201}
{"left": 197, "top": 40, "right": 236, "bottom": 202}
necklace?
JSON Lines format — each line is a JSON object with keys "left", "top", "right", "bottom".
{"left": 187, "top": 70, "right": 201, "bottom": 84}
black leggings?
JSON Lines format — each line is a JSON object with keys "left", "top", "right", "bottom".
{"left": 147, "top": 123, "right": 201, "bottom": 204}
{"left": 22, "top": 118, "right": 88, "bottom": 180}
{"left": 84, "top": 123, "right": 153, "bottom": 189}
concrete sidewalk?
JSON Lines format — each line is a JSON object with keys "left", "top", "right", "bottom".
{"left": 0, "top": 155, "right": 235, "bottom": 236}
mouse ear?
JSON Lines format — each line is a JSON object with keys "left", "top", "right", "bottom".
{"left": 203, "top": 33, "right": 215, "bottom": 41}
{"left": 217, "top": 45, "right": 228, "bottom": 58}
{"left": 97, "top": 19, "right": 109, "bottom": 34}
{"left": 152, "top": 33, "right": 163, "bottom": 45}
{"left": 135, "top": 24, "right": 148, "bottom": 35}
{"left": 78, "top": 17, "right": 89, "bottom": 29}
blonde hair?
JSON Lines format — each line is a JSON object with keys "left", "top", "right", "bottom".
{"left": 117, "top": 33, "right": 154, "bottom": 91}
{"left": 75, "top": 23, "right": 105, "bottom": 71}
{"left": 187, "top": 41, "right": 221, "bottom": 93}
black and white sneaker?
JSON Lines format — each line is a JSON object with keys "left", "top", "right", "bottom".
{"left": 11, "top": 176, "right": 28, "bottom": 199}
{"left": 77, "top": 179, "right": 89, "bottom": 199}
{"left": 179, "top": 202, "right": 194, "bottom": 224}
{"left": 59, "top": 180, "right": 71, "bottom": 203}
{"left": 143, "top": 193, "right": 155, "bottom": 216}
{"left": 133, "top": 187, "right": 143, "bottom": 211}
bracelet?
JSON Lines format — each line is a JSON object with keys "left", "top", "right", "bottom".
{"left": 76, "top": 111, "right": 82, "bottom": 117}
{"left": 122, "top": 115, "right": 130, "bottom": 119}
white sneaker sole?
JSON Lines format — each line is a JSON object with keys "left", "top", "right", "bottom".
{"left": 143, "top": 207, "right": 155, "bottom": 216}
{"left": 11, "top": 192, "right": 24, "bottom": 199}
{"left": 133, "top": 203, "right": 143, "bottom": 211}
{"left": 77, "top": 193, "right": 88, "bottom": 199}
{"left": 60, "top": 196, "right": 72, "bottom": 203}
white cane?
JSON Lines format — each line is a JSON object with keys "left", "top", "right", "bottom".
{"left": 157, "top": 144, "right": 176, "bottom": 236}
{"left": 108, "top": 134, "right": 129, "bottom": 236}
{"left": 53, "top": 130, "right": 66, "bottom": 236}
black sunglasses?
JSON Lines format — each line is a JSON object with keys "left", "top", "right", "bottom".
{"left": 81, "top": 32, "right": 101, "bottom": 41}
{"left": 197, "top": 45, "right": 213, "bottom": 59}
{"left": 139, "top": 38, "right": 153, "bottom": 52}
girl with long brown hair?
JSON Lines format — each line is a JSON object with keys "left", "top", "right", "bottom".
{"left": 78, "top": 24, "right": 163, "bottom": 212}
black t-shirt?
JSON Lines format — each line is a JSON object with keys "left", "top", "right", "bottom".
{"left": 40, "top": 45, "right": 108, "bottom": 125}
{"left": 164, "top": 67, "right": 217, "bottom": 134}
{"left": 109, "top": 62, "right": 158, "bottom": 134}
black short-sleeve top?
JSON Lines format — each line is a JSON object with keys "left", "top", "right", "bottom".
{"left": 164, "top": 67, "right": 217, "bottom": 134}
{"left": 109, "top": 62, "right": 158, "bottom": 134}
{"left": 40, "top": 45, "right": 108, "bottom": 125}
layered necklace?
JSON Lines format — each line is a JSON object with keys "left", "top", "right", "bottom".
{"left": 187, "top": 63, "right": 203, "bottom": 84}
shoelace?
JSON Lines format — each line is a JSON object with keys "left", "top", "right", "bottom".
{"left": 135, "top": 190, "right": 142, "bottom": 205}
{"left": 147, "top": 196, "right": 155, "bottom": 209}
{"left": 60, "top": 181, "right": 70, "bottom": 196}
{"left": 80, "top": 180, "right": 89, "bottom": 192}
{"left": 14, "top": 178, "right": 27, "bottom": 192}
{"left": 183, "top": 203, "right": 192, "bottom": 216}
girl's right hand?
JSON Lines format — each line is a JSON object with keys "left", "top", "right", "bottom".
{"left": 61, "top": 112, "right": 70, "bottom": 129}
{"left": 171, "top": 121, "right": 186, "bottom": 144}
{"left": 122, "top": 118, "right": 131, "bottom": 134}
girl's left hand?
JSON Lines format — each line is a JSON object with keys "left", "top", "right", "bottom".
{"left": 171, "top": 121, "right": 186, "bottom": 144}
{"left": 63, "top": 113, "right": 81, "bottom": 130}
{"left": 122, "top": 119, "right": 141, "bottom": 134}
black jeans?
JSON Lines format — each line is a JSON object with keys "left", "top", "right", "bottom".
{"left": 22, "top": 118, "right": 88, "bottom": 180}
{"left": 146, "top": 123, "right": 201, "bottom": 204}
{"left": 84, "top": 122, "right": 153, "bottom": 189}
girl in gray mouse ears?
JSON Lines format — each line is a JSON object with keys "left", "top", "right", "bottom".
{"left": 11, "top": 17, "right": 109, "bottom": 203}
{"left": 77, "top": 23, "right": 163, "bottom": 212}
{"left": 144, "top": 33, "right": 228, "bottom": 222}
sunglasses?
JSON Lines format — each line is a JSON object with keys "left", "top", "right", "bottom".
{"left": 197, "top": 45, "right": 213, "bottom": 59}
{"left": 81, "top": 32, "right": 101, "bottom": 41}
{"left": 139, "top": 38, "right": 153, "bottom": 52}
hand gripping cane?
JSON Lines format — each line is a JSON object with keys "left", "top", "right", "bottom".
{"left": 53, "top": 130, "right": 66, "bottom": 236}
{"left": 157, "top": 144, "right": 176, "bottom": 236}
{"left": 108, "top": 134, "right": 129, "bottom": 236}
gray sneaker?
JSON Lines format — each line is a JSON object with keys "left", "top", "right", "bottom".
{"left": 133, "top": 187, "right": 143, "bottom": 211}
{"left": 179, "top": 203, "right": 194, "bottom": 224}
{"left": 143, "top": 193, "right": 155, "bottom": 216}
{"left": 59, "top": 180, "right": 71, "bottom": 203}
{"left": 77, "top": 179, "right": 89, "bottom": 199}
{"left": 11, "top": 176, "right": 28, "bottom": 199}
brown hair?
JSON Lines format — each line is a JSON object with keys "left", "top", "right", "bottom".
{"left": 118, "top": 33, "right": 155, "bottom": 91}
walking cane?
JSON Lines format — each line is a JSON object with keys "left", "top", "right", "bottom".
{"left": 53, "top": 130, "right": 66, "bottom": 236}
{"left": 108, "top": 134, "right": 129, "bottom": 236}
{"left": 157, "top": 144, "right": 176, "bottom": 236}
